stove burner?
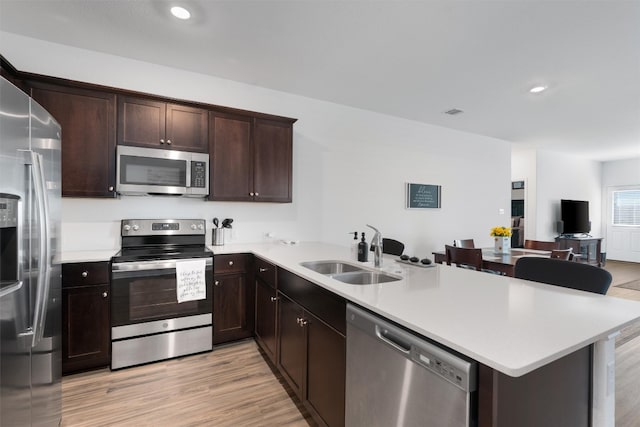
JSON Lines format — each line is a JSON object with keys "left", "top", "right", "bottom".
{"left": 112, "top": 219, "right": 211, "bottom": 263}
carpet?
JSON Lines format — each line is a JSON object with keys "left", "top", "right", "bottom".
{"left": 617, "top": 279, "right": 640, "bottom": 292}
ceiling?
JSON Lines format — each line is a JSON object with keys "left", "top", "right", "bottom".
{"left": 1, "top": 0, "right": 639, "bottom": 161}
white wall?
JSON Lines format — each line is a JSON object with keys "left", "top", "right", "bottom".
{"left": 534, "top": 151, "right": 602, "bottom": 240}
{"left": 602, "top": 157, "right": 640, "bottom": 187}
{"left": 2, "top": 32, "right": 512, "bottom": 256}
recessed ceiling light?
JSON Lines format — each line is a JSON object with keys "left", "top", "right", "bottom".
{"left": 170, "top": 6, "right": 191, "bottom": 20}
{"left": 529, "top": 85, "right": 547, "bottom": 94}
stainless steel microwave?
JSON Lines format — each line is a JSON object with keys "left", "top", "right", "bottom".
{"left": 116, "top": 145, "right": 209, "bottom": 197}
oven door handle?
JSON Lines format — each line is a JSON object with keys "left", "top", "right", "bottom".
{"left": 112, "top": 257, "right": 213, "bottom": 272}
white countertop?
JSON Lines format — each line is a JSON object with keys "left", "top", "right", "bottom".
{"left": 210, "top": 241, "right": 640, "bottom": 377}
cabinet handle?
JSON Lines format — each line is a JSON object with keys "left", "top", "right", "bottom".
{"left": 228, "top": 261, "right": 234, "bottom": 266}
{"left": 300, "top": 319, "right": 308, "bottom": 327}
{"left": 102, "top": 292, "right": 108, "bottom": 298}
{"left": 214, "top": 280, "right": 220, "bottom": 286}
{"left": 255, "top": 192, "right": 259, "bottom": 196}
{"left": 160, "top": 139, "right": 165, "bottom": 144}
{"left": 81, "top": 271, "right": 88, "bottom": 278}
{"left": 108, "top": 186, "right": 114, "bottom": 191}
{"left": 259, "top": 267, "right": 268, "bottom": 273}
{"left": 249, "top": 192, "right": 254, "bottom": 197}
{"left": 167, "top": 139, "right": 172, "bottom": 145}
{"left": 270, "top": 296, "right": 278, "bottom": 302}
{"left": 296, "top": 317, "right": 302, "bottom": 325}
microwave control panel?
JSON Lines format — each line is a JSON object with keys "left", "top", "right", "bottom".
{"left": 191, "top": 161, "right": 207, "bottom": 188}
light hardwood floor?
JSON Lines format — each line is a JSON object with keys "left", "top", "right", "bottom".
{"left": 62, "top": 340, "right": 314, "bottom": 427}
{"left": 605, "top": 260, "right": 640, "bottom": 427}
{"left": 62, "top": 261, "right": 640, "bottom": 427}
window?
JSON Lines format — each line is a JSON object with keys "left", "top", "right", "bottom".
{"left": 613, "top": 190, "right": 640, "bottom": 226}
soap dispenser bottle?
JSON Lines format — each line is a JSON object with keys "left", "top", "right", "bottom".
{"left": 350, "top": 231, "right": 359, "bottom": 260}
{"left": 358, "top": 232, "right": 369, "bottom": 262}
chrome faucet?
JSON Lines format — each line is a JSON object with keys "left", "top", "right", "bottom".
{"left": 367, "top": 224, "right": 383, "bottom": 268}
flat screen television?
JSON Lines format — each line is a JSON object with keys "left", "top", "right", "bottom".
{"left": 560, "top": 199, "right": 590, "bottom": 235}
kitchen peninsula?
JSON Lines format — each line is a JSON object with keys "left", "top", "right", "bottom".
{"left": 211, "top": 241, "right": 640, "bottom": 427}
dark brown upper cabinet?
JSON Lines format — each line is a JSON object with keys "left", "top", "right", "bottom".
{"left": 118, "top": 96, "right": 208, "bottom": 153}
{"left": 209, "top": 112, "right": 293, "bottom": 203}
{"left": 30, "top": 82, "right": 116, "bottom": 198}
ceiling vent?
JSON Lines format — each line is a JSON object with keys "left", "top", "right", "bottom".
{"left": 444, "top": 108, "right": 464, "bottom": 115}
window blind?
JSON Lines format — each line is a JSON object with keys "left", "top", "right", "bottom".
{"left": 613, "top": 190, "right": 640, "bottom": 226}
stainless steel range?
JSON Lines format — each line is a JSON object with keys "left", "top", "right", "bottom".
{"left": 110, "top": 219, "right": 213, "bottom": 370}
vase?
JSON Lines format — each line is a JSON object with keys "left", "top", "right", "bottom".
{"left": 494, "top": 236, "right": 510, "bottom": 254}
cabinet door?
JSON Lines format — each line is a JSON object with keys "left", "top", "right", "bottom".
{"left": 117, "top": 96, "right": 166, "bottom": 148}
{"left": 166, "top": 103, "right": 208, "bottom": 152}
{"left": 255, "top": 278, "right": 278, "bottom": 363}
{"left": 213, "top": 272, "right": 251, "bottom": 344}
{"left": 253, "top": 118, "right": 292, "bottom": 202}
{"left": 31, "top": 84, "right": 116, "bottom": 197}
{"left": 305, "top": 312, "right": 346, "bottom": 427}
{"left": 62, "top": 284, "right": 110, "bottom": 374}
{"left": 277, "top": 293, "right": 306, "bottom": 398}
{"left": 209, "top": 112, "right": 253, "bottom": 201}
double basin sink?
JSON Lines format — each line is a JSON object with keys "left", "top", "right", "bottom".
{"left": 300, "top": 260, "right": 401, "bottom": 285}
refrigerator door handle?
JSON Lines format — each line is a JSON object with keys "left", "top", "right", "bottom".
{"left": 29, "top": 151, "right": 51, "bottom": 347}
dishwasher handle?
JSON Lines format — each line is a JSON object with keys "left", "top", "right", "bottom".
{"left": 375, "top": 325, "right": 411, "bottom": 354}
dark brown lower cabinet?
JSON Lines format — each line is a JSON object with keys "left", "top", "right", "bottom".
{"left": 62, "top": 284, "right": 110, "bottom": 374}
{"left": 62, "top": 261, "right": 111, "bottom": 374}
{"left": 478, "top": 346, "right": 591, "bottom": 427}
{"left": 277, "top": 293, "right": 306, "bottom": 398}
{"left": 213, "top": 272, "right": 252, "bottom": 344}
{"left": 254, "top": 276, "right": 278, "bottom": 363}
{"left": 276, "top": 268, "right": 346, "bottom": 427}
{"left": 305, "top": 311, "right": 346, "bottom": 427}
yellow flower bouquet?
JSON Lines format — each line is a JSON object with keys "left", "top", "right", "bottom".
{"left": 490, "top": 226, "right": 512, "bottom": 237}
{"left": 491, "top": 226, "right": 512, "bottom": 254}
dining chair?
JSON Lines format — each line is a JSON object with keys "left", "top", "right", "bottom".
{"left": 453, "top": 239, "right": 475, "bottom": 248}
{"left": 550, "top": 248, "right": 573, "bottom": 260}
{"left": 370, "top": 238, "right": 405, "bottom": 256}
{"left": 514, "top": 257, "right": 612, "bottom": 294}
{"left": 524, "top": 240, "right": 558, "bottom": 251}
{"left": 445, "top": 245, "right": 482, "bottom": 271}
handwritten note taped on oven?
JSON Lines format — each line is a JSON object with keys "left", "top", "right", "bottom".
{"left": 176, "top": 259, "right": 207, "bottom": 303}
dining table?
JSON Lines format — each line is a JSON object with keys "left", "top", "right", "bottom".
{"left": 432, "top": 247, "right": 551, "bottom": 277}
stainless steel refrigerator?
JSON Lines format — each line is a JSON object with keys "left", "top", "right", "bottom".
{"left": 1, "top": 76, "right": 62, "bottom": 426}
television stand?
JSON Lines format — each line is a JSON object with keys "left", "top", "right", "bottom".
{"left": 555, "top": 236, "right": 603, "bottom": 267}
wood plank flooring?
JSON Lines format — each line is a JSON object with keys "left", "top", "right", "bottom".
{"left": 61, "top": 260, "right": 640, "bottom": 427}
{"left": 62, "top": 340, "right": 314, "bottom": 427}
{"left": 605, "top": 260, "right": 640, "bottom": 427}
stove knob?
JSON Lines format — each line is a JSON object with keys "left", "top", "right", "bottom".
{"left": 132, "top": 225, "right": 139, "bottom": 231}
{"left": 197, "top": 224, "right": 204, "bottom": 230}
{"left": 123, "top": 224, "right": 131, "bottom": 231}
{"left": 191, "top": 224, "right": 197, "bottom": 230}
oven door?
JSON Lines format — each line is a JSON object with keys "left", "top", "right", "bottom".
{"left": 111, "top": 257, "right": 213, "bottom": 327}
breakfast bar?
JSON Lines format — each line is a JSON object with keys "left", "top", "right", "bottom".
{"left": 213, "top": 241, "right": 640, "bottom": 427}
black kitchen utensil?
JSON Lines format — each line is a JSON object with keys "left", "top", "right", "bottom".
{"left": 222, "top": 218, "right": 234, "bottom": 228}
{"left": 213, "top": 218, "right": 219, "bottom": 228}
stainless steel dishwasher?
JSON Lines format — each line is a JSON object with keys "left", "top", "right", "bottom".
{"left": 346, "top": 304, "right": 477, "bottom": 427}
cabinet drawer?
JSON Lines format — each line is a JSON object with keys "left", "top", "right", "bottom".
{"left": 255, "top": 257, "right": 276, "bottom": 288}
{"left": 214, "top": 254, "right": 249, "bottom": 275}
{"left": 62, "top": 261, "right": 110, "bottom": 287}
{"left": 278, "top": 268, "right": 346, "bottom": 335}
